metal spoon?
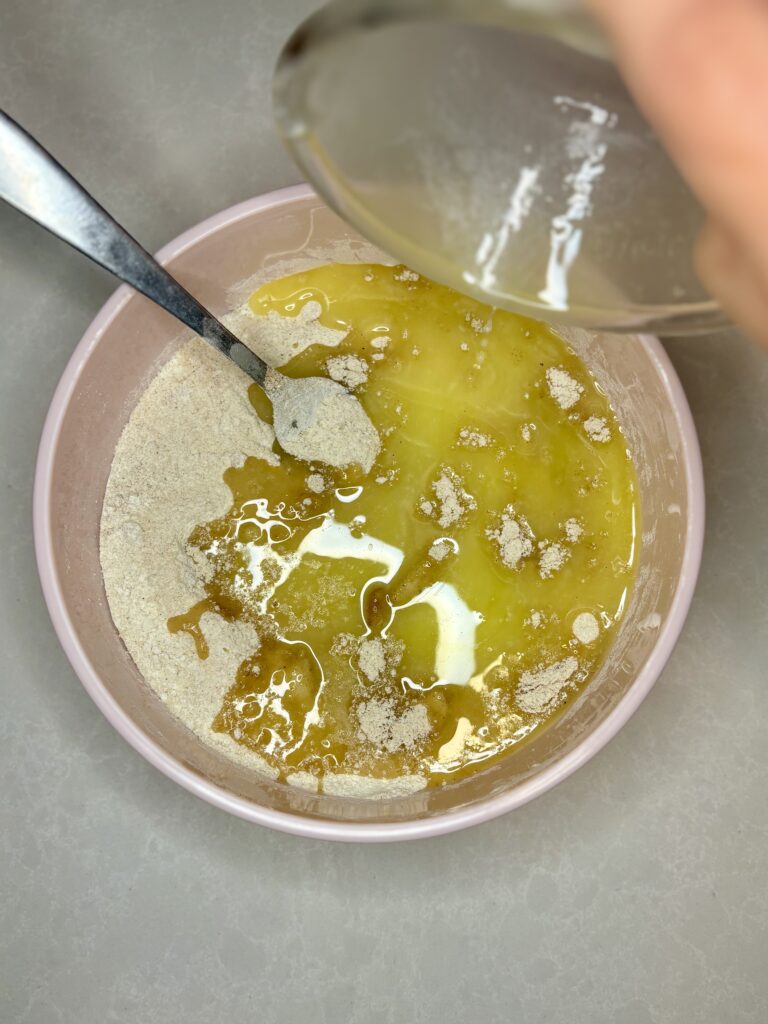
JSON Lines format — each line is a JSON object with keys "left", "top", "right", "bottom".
{"left": 0, "top": 109, "right": 378, "bottom": 470}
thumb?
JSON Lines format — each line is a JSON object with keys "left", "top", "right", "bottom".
{"left": 695, "top": 221, "right": 768, "bottom": 349}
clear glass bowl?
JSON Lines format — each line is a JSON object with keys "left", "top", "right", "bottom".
{"left": 274, "top": 0, "right": 729, "bottom": 334}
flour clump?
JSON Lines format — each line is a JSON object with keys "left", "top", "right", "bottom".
{"left": 265, "top": 370, "right": 380, "bottom": 472}
{"left": 516, "top": 657, "right": 579, "bottom": 714}
{"left": 539, "top": 540, "right": 569, "bottom": 579}
{"left": 423, "top": 467, "right": 476, "bottom": 529}
{"left": 488, "top": 507, "right": 534, "bottom": 569}
{"left": 326, "top": 353, "right": 369, "bottom": 390}
{"left": 584, "top": 416, "right": 611, "bottom": 443}
{"left": 572, "top": 612, "right": 600, "bottom": 644}
{"left": 546, "top": 367, "right": 583, "bottom": 409}
{"left": 357, "top": 699, "right": 430, "bottom": 752}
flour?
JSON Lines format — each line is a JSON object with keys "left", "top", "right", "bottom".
{"left": 573, "top": 612, "right": 600, "bottom": 644}
{"left": 330, "top": 632, "right": 358, "bottom": 657}
{"left": 457, "top": 427, "right": 493, "bottom": 448}
{"left": 357, "top": 699, "right": 431, "bottom": 753}
{"left": 306, "top": 473, "right": 326, "bottom": 494}
{"left": 358, "top": 638, "right": 386, "bottom": 682}
{"left": 224, "top": 299, "right": 346, "bottom": 365}
{"left": 265, "top": 370, "right": 380, "bottom": 472}
{"left": 423, "top": 467, "right": 476, "bottom": 529}
{"left": 564, "top": 517, "right": 584, "bottom": 543}
{"left": 286, "top": 771, "right": 321, "bottom": 793}
{"left": 584, "top": 416, "right": 611, "bottom": 443}
{"left": 539, "top": 540, "right": 569, "bottom": 579}
{"left": 357, "top": 635, "right": 403, "bottom": 683}
{"left": 375, "top": 468, "right": 398, "bottom": 486}
{"left": 465, "top": 313, "right": 492, "bottom": 333}
{"left": 100, "top": 294, "right": 389, "bottom": 792}
{"left": 488, "top": 507, "right": 534, "bottom": 570}
{"left": 322, "top": 773, "right": 427, "bottom": 798}
{"left": 326, "top": 353, "right": 369, "bottom": 389}
{"left": 428, "top": 538, "right": 453, "bottom": 562}
{"left": 516, "top": 657, "right": 579, "bottom": 714}
{"left": 100, "top": 335, "right": 278, "bottom": 776}
{"left": 546, "top": 367, "right": 584, "bottom": 409}
{"left": 208, "top": 293, "right": 380, "bottom": 475}
{"left": 394, "top": 268, "right": 420, "bottom": 282}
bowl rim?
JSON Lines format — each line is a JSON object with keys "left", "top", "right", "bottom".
{"left": 33, "top": 184, "right": 705, "bottom": 843}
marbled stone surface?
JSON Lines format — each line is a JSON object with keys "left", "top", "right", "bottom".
{"left": 1, "top": 2, "right": 766, "bottom": 1021}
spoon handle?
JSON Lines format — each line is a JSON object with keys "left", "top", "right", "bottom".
{"left": 0, "top": 109, "right": 268, "bottom": 385}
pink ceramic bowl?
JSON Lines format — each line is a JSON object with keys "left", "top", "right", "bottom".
{"left": 33, "top": 186, "right": 704, "bottom": 842}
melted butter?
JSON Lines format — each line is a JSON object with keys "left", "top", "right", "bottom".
{"left": 169, "top": 263, "right": 639, "bottom": 788}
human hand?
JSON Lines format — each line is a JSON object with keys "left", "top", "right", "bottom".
{"left": 587, "top": 0, "right": 768, "bottom": 347}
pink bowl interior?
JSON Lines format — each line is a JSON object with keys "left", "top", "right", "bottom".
{"left": 34, "top": 186, "right": 703, "bottom": 841}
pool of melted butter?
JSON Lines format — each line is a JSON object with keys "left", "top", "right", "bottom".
{"left": 168, "top": 264, "right": 638, "bottom": 788}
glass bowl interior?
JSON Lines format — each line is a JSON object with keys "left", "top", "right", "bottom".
{"left": 274, "top": 0, "right": 726, "bottom": 335}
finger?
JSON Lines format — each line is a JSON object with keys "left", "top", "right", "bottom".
{"left": 695, "top": 219, "right": 768, "bottom": 348}
{"left": 587, "top": 0, "right": 768, "bottom": 281}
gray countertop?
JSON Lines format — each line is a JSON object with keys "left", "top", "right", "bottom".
{"left": 1, "top": 2, "right": 766, "bottom": 1022}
